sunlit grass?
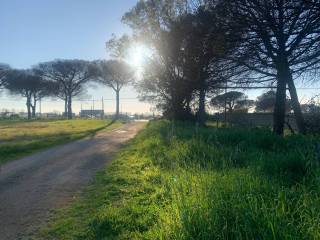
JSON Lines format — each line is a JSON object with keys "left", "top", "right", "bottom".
{"left": 41, "top": 120, "right": 320, "bottom": 240}
{"left": 0, "top": 119, "right": 122, "bottom": 164}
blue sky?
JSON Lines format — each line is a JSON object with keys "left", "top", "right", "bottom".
{"left": 0, "top": 0, "right": 153, "bottom": 114}
{"left": 0, "top": 0, "right": 137, "bottom": 68}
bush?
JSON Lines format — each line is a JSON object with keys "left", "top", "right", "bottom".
{"left": 305, "top": 113, "right": 320, "bottom": 134}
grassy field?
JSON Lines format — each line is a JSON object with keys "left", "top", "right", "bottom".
{"left": 42, "top": 121, "right": 320, "bottom": 240}
{"left": 0, "top": 119, "right": 122, "bottom": 165}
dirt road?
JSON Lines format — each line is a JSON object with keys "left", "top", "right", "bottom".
{"left": 0, "top": 122, "right": 145, "bottom": 240}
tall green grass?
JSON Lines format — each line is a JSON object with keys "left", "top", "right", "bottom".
{"left": 42, "top": 120, "right": 320, "bottom": 240}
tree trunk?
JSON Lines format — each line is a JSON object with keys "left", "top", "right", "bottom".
{"left": 228, "top": 102, "right": 233, "bottom": 114}
{"left": 64, "top": 96, "right": 68, "bottom": 118}
{"left": 115, "top": 90, "right": 120, "bottom": 119}
{"left": 274, "top": 64, "right": 289, "bottom": 136}
{"left": 31, "top": 106, "right": 36, "bottom": 118}
{"left": 197, "top": 87, "right": 206, "bottom": 126}
{"left": 26, "top": 97, "right": 31, "bottom": 120}
{"left": 287, "top": 76, "right": 306, "bottom": 134}
{"left": 67, "top": 95, "right": 72, "bottom": 119}
{"left": 31, "top": 96, "right": 36, "bottom": 118}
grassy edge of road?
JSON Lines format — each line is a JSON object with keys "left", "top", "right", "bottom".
{"left": 41, "top": 120, "right": 320, "bottom": 240}
{"left": 0, "top": 119, "right": 123, "bottom": 165}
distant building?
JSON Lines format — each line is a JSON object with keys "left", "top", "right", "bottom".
{"left": 45, "top": 113, "right": 62, "bottom": 118}
{"left": 80, "top": 109, "right": 104, "bottom": 118}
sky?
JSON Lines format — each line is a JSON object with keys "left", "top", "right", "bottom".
{"left": 0, "top": 0, "right": 319, "bottom": 115}
{"left": 0, "top": 0, "right": 152, "bottom": 114}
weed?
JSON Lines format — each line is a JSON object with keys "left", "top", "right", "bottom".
{"left": 42, "top": 121, "right": 320, "bottom": 240}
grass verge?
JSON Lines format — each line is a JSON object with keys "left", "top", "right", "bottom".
{"left": 0, "top": 119, "right": 122, "bottom": 165}
{"left": 41, "top": 120, "right": 320, "bottom": 240}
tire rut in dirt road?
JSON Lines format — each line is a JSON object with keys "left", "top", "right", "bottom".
{"left": 0, "top": 122, "right": 145, "bottom": 240}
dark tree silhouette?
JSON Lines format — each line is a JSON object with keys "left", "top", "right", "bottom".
{"left": 106, "top": 34, "right": 131, "bottom": 59}
{"left": 123, "top": 0, "right": 227, "bottom": 121}
{"left": 211, "top": 91, "right": 253, "bottom": 113}
{"left": 255, "top": 91, "right": 292, "bottom": 113}
{"left": 0, "top": 63, "right": 10, "bottom": 89}
{"left": 95, "top": 60, "right": 134, "bottom": 119}
{"left": 137, "top": 54, "right": 195, "bottom": 120}
{"left": 5, "top": 70, "right": 54, "bottom": 119}
{"left": 123, "top": 0, "right": 194, "bottom": 120}
{"left": 255, "top": 91, "right": 277, "bottom": 113}
{"left": 180, "top": 9, "right": 225, "bottom": 125}
{"left": 104, "top": 34, "right": 135, "bottom": 119}
{"left": 35, "top": 60, "right": 96, "bottom": 119}
{"left": 216, "top": 0, "right": 320, "bottom": 135}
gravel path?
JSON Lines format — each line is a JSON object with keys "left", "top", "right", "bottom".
{"left": 0, "top": 122, "right": 145, "bottom": 240}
